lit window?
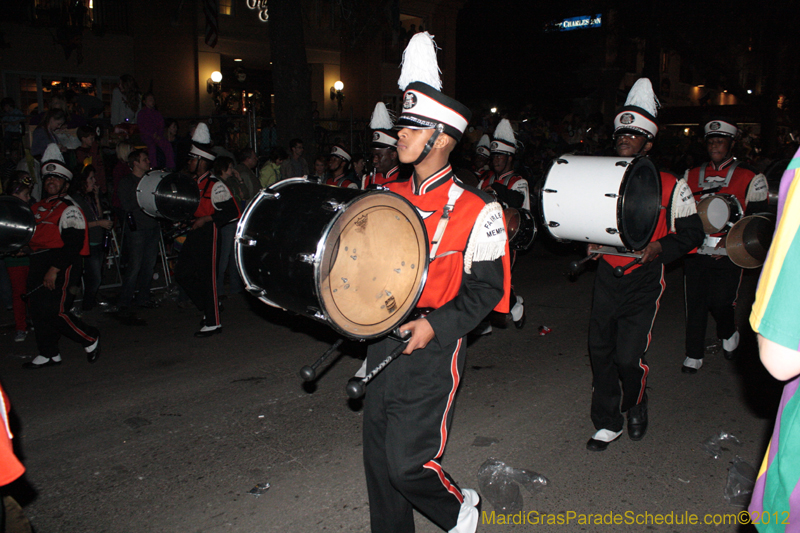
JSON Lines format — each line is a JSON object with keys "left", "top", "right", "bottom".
{"left": 219, "top": 0, "right": 233, "bottom": 15}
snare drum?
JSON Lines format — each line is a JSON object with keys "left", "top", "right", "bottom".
{"left": 235, "top": 178, "right": 429, "bottom": 339}
{"left": 696, "top": 194, "right": 743, "bottom": 234}
{"left": 505, "top": 208, "right": 536, "bottom": 251}
{"left": 0, "top": 196, "right": 35, "bottom": 254}
{"left": 540, "top": 154, "right": 661, "bottom": 250}
{"left": 136, "top": 170, "right": 200, "bottom": 221}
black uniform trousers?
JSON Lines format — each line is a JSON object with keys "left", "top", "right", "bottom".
{"left": 683, "top": 254, "right": 741, "bottom": 360}
{"left": 28, "top": 254, "right": 99, "bottom": 358}
{"left": 589, "top": 260, "right": 664, "bottom": 432}
{"left": 175, "top": 222, "right": 221, "bottom": 327}
{"left": 363, "top": 334, "right": 467, "bottom": 533}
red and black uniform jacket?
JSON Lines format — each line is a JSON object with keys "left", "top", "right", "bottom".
{"left": 477, "top": 170, "right": 530, "bottom": 210}
{"left": 325, "top": 173, "right": 360, "bottom": 189}
{"left": 363, "top": 165, "right": 400, "bottom": 189}
{"left": 603, "top": 172, "right": 705, "bottom": 274}
{"left": 685, "top": 157, "right": 769, "bottom": 237}
{"left": 194, "top": 171, "right": 241, "bottom": 227}
{"left": 386, "top": 165, "right": 512, "bottom": 347}
{"left": 29, "top": 194, "right": 90, "bottom": 271}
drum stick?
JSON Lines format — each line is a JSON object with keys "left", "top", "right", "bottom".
{"left": 568, "top": 253, "right": 599, "bottom": 274}
{"left": 613, "top": 257, "right": 642, "bottom": 278}
{"left": 346, "top": 330, "right": 411, "bottom": 399}
{"left": 299, "top": 337, "right": 345, "bottom": 382}
{"left": 20, "top": 284, "right": 44, "bottom": 302}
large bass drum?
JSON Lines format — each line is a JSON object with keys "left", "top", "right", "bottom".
{"left": 235, "top": 178, "right": 429, "bottom": 339}
{"left": 136, "top": 170, "right": 200, "bottom": 221}
{"left": 540, "top": 154, "right": 661, "bottom": 250}
{"left": 504, "top": 208, "right": 536, "bottom": 251}
{"left": 0, "top": 196, "right": 35, "bottom": 254}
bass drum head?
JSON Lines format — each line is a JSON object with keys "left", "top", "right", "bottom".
{"left": 505, "top": 207, "right": 536, "bottom": 251}
{"left": 618, "top": 157, "right": 661, "bottom": 250}
{"left": 0, "top": 196, "right": 35, "bottom": 253}
{"left": 317, "top": 192, "right": 428, "bottom": 339}
{"left": 155, "top": 172, "right": 201, "bottom": 221}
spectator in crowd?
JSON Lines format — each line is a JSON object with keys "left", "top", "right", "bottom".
{"left": 259, "top": 118, "right": 277, "bottom": 154}
{"left": 213, "top": 156, "right": 244, "bottom": 297}
{"left": 259, "top": 147, "right": 286, "bottom": 188}
{"left": 74, "top": 87, "right": 105, "bottom": 119}
{"left": 69, "top": 164, "right": 113, "bottom": 313}
{"left": 137, "top": 92, "right": 175, "bottom": 170}
{"left": 31, "top": 108, "right": 67, "bottom": 159}
{"left": 74, "top": 125, "right": 107, "bottom": 194}
{"left": 352, "top": 154, "right": 367, "bottom": 185}
{"left": 1, "top": 97, "right": 25, "bottom": 149}
{"left": 115, "top": 149, "right": 161, "bottom": 315}
{"left": 3, "top": 171, "right": 33, "bottom": 342}
{"left": 234, "top": 147, "right": 260, "bottom": 202}
{"left": 279, "top": 138, "right": 308, "bottom": 180}
{"left": 111, "top": 141, "right": 133, "bottom": 222}
{"left": 310, "top": 155, "right": 327, "bottom": 182}
{"left": 165, "top": 119, "right": 179, "bottom": 166}
{"left": 111, "top": 74, "right": 140, "bottom": 126}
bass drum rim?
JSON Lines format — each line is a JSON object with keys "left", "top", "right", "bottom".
{"left": 136, "top": 170, "right": 200, "bottom": 222}
{"left": 0, "top": 196, "right": 36, "bottom": 254}
{"left": 617, "top": 156, "right": 661, "bottom": 251}
{"left": 505, "top": 207, "right": 537, "bottom": 251}
{"left": 315, "top": 190, "right": 429, "bottom": 339}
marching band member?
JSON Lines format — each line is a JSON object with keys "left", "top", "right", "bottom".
{"left": 324, "top": 145, "right": 360, "bottom": 189}
{"left": 472, "top": 133, "right": 491, "bottom": 180}
{"left": 681, "top": 118, "right": 769, "bottom": 373}
{"left": 175, "top": 123, "right": 240, "bottom": 338}
{"left": 476, "top": 119, "right": 528, "bottom": 331}
{"left": 24, "top": 144, "right": 101, "bottom": 368}
{"left": 362, "top": 32, "right": 511, "bottom": 533}
{"left": 478, "top": 119, "right": 530, "bottom": 211}
{"left": 364, "top": 102, "right": 402, "bottom": 188}
{"left": 586, "top": 79, "right": 704, "bottom": 451}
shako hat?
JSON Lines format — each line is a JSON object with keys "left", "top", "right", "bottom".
{"left": 41, "top": 143, "right": 72, "bottom": 181}
{"left": 395, "top": 32, "right": 471, "bottom": 143}
{"left": 370, "top": 102, "right": 398, "bottom": 149}
{"left": 614, "top": 78, "right": 660, "bottom": 139}
{"left": 330, "top": 145, "right": 351, "bottom": 162}
{"left": 475, "top": 134, "right": 491, "bottom": 158}
{"left": 704, "top": 118, "right": 738, "bottom": 139}
{"left": 490, "top": 119, "right": 517, "bottom": 155}
{"left": 189, "top": 122, "right": 216, "bottom": 161}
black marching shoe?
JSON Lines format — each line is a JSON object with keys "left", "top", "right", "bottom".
{"left": 86, "top": 336, "right": 101, "bottom": 363}
{"left": 586, "top": 429, "right": 623, "bottom": 452}
{"left": 195, "top": 325, "right": 222, "bottom": 338}
{"left": 627, "top": 400, "right": 648, "bottom": 441}
{"left": 723, "top": 346, "right": 738, "bottom": 361}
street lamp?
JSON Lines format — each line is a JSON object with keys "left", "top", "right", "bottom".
{"left": 330, "top": 81, "right": 345, "bottom": 111}
{"left": 490, "top": 107, "right": 497, "bottom": 114}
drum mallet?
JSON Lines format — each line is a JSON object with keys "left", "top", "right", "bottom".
{"left": 20, "top": 284, "right": 44, "bottom": 302}
{"left": 613, "top": 257, "right": 642, "bottom": 278}
{"left": 568, "top": 253, "right": 599, "bottom": 275}
{"left": 300, "top": 338, "right": 345, "bottom": 382}
{"left": 346, "top": 331, "right": 411, "bottom": 399}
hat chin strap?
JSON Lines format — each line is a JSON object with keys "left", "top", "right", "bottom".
{"left": 413, "top": 124, "right": 445, "bottom": 166}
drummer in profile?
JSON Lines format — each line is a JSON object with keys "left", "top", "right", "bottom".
{"left": 361, "top": 32, "right": 511, "bottom": 533}
{"left": 364, "top": 102, "right": 402, "bottom": 189}
{"left": 175, "top": 123, "right": 241, "bottom": 338}
{"left": 586, "top": 79, "right": 704, "bottom": 452}
{"left": 681, "top": 118, "right": 769, "bottom": 373}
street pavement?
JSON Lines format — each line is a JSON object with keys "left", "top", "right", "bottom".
{"left": 0, "top": 241, "right": 780, "bottom": 532}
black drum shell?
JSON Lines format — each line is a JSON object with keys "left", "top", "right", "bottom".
{"left": 0, "top": 196, "right": 35, "bottom": 254}
{"left": 136, "top": 171, "right": 200, "bottom": 222}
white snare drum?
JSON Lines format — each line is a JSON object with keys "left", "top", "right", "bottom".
{"left": 235, "top": 178, "right": 429, "bottom": 339}
{"left": 136, "top": 170, "right": 200, "bottom": 221}
{"left": 696, "top": 194, "right": 743, "bottom": 234}
{"left": 540, "top": 154, "right": 661, "bottom": 250}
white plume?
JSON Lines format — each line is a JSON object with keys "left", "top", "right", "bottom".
{"left": 625, "top": 78, "right": 660, "bottom": 117}
{"left": 193, "top": 122, "right": 212, "bottom": 144}
{"left": 42, "top": 143, "right": 64, "bottom": 163}
{"left": 476, "top": 134, "right": 490, "bottom": 149}
{"left": 370, "top": 102, "right": 394, "bottom": 130}
{"left": 397, "top": 32, "right": 442, "bottom": 91}
{"left": 493, "top": 119, "right": 516, "bottom": 144}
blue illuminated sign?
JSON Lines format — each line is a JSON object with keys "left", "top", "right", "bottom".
{"left": 550, "top": 14, "right": 602, "bottom": 32}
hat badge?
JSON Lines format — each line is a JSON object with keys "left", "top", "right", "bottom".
{"left": 620, "top": 113, "right": 635, "bottom": 125}
{"left": 709, "top": 121, "right": 721, "bottom": 131}
{"left": 45, "top": 163, "right": 56, "bottom": 172}
{"left": 490, "top": 141, "right": 499, "bottom": 150}
{"left": 403, "top": 92, "right": 418, "bottom": 110}
{"left": 372, "top": 132, "right": 380, "bottom": 141}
